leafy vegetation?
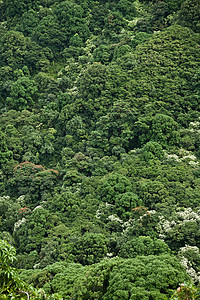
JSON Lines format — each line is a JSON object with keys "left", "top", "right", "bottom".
{"left": 0, "top": 0, "right": 200, "bottom": 298}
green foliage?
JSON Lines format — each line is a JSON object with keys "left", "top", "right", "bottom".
{"left": 0, "top": 240, "right": 18, "bottom": 291}
{"left": 141, "top": 141, "right": 164, "bottom": 161}
{"left": 177, "top": 0, "right": 200, "bottom": 33}
{"left": 6, "top": 76, "right": 38, "bottom": 110}
{"left": 116, "top": 0, "right": 137, "bottom": 20}
{"left": 33, "top": 15, "right": 64, "bottom": 54}
{"left": 0, "top": 30, "right": 52, "bottom": 74}
{"left": 157, "top": 207, "right": 200, "bottom": 251}
{"left": 135, "top": 114, "right": 180, "bottom": 148}
{"left": 16, "top": 9, "right": 39, "bottom": 36}
{"left": 14, "top": 207, "right": 60, "bottom": 256}
{"left": 0, "top": 195, "right": 21, "bottom": 232}
{"left": 118, "top": 236, "right": 170, "bottom": 258}
{"left": 71, "top": 255, "right": 189, "bottom": 299}
{"left": 97, "top": 173, "right": 143, "bottom": 220}
{"left": 76, "top": 63, "right": 111, "bottom": 119}
{"left": 0, "top": 240, "right": 62, "bottom": 299}
{"left": 9, "top": 161, "right": 58, "bottom": 206}
{"left": 72, "top": 232, "right": 109, "bottom": 265}
{"left": 88, "top": 100, "right": 137, "bottom": 155}
{"left": 21, "top": 255, "right": 189, "bottom": 299}
{"left": 99, "top": 173, "right": 132, "bottom": 203}
{"left": 171, "top": 282, "right": 199, "bottom": 300}
{"left": 103, "top": 255, "right": 189, "bottom": 299}
{"left": 0, "top": 0, "right": 200, "bottom": 298}
{"left": 0, "top": 239, "right": 28, "bottom": 298}
{"left": 0, "top": 31, "right": 29, "bottom": 68}
{"left": 164, "top": 0, "right": 185, "bottom": 13}
{"left": 0, "top": 130, "right": 13, "bottom": 168}
{"left": 0, "top": 0, "right": 38, "bottom": 20}
{"left": 132, "top": 25, "right": 200, "bottom": 117}
{"left": 55, "top": 1, "right": 90, "bottom": 43}
{"left": 104, "top": 11, "right": 127, "bottom": 35}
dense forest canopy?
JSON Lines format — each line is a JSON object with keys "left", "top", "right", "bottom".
{"left": 0, "top": 0, "right": 200, "bottom": 298}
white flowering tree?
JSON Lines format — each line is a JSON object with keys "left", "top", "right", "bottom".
{"left": 178, "top": 245, "right": 200, "bottom": 283}
{"left": 157, "top": 207, "right": 200, "bottom": 251}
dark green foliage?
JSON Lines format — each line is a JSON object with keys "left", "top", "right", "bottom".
{"left": 0, "top": 30, "right": 53, "bottom": 75}
{"left": 20, "top": 255, "right": 189, "bottom": 299}
{"left": 93, "top": 45, "right": 113, "bottom": 64}
{"left": 72, "top": 255, "right": 189, "bottom": 299}
{"left": 1, "top": 0, "right": 200, "bottom": 297}
{"left": 33, "top": 16, "right": 65, "bottom": 54}
{"left": 76, "top": 63, "right": 111, "bottom": 119}
{"left": 116, "top": 0, "right": 137, "bottom": 20}
{"left": 158, "top": 207, "right": 200, "bottom": 251}
{"left": 98, "top": 173, "right": 143, "bottom": 220}
{"left": 141, "top": 141, "right": 164, "bottom": 161}
{"left": 177, "top": 0, "right": 200, "bottom": 33}
{"left": 103, "top": 255, "right": 189, "bottom": 299}
{"left": 9, "top": 162, "right": 58, "bottom": 206}
{"left": 88, "top": 101, "right": 137, "bottom": 155}
{"left": 14, "top": 207, "right": 59, "bottom": 253}
{"left": 6, "top": 76, "right": 38, "bottom": 111}
{"left": 118, "top": 236, "right": 170, "bottom": 258}
{"left": 99, "top": 173, "right": 132, "bottom": 204}
{"left": 135, "top": 114, "right": 180, "bottom": 148}
{"left": 164, "top": 0, "right": 185, "bottom": 13}
{"left": 72, "top": 232, "right": 109, "bottom": 265}
{"left": 0, "top": 31, "right": 28, "bottom": 69}
{"left": 0, "top": 196, "right": 21, "bottom": 233}
{"left": 0, "top": 0, "right": 38, "bottom": 20}
{"left": 89, "top": 4, "right": 109, "bottom": 33}
{"left": 132, "top": 25, "right": 200, "bottom": 117}
{"left": 104, "top": 11, "right": 127, "bottom": 35}
{"left": 0, "top": 239, "right": 22, "bottom": 295}
{"left": 16, "top": 10, "right": 40, "bottom": 36}
{"left": 0, "top": 240, "right": 62, "bottom": 298}
{"left": 0, "top": 130, "right": 13, "bottom": 168}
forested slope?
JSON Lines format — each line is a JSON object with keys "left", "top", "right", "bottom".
{"left": 0, "top": 0, "right": 200, "bottom": 299}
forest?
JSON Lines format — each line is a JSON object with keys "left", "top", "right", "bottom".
{"left": 0, "top": 0, "right": 200, "bottom": 298}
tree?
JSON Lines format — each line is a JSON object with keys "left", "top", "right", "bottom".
{"left": 0, "top": 0, "right": 38, "bottom": 20}
{"left": 0, "top": 130, "right": 13, "bottom": 168}
{"left": 104, "top": 11, "right": 127, "bottom": 35}
{"left": 132, "top": 25, "right": 200, "bottom": 117}
{"left": 71, "top": 255, "right": 190, "bottom": 299}
{"left": 0, "top": 239, "right": 22, "bottom": 296}
{"left": 88, "top": 101, "right": 137, "bottom": 156}
{"left": 32, "top": 15, "right": 64, "bottom": 54}
{"left": 16, "top": 9, "right": 39, "bottom": 36}
{"left": 138, "top": 180, "right": 169, "bottom": 208}
{"left": 0, "top": 195, "right": 21, "bottom": 233}
{"left": 0, "top": 240, "right": 62, "bottom": 298}
{"left": 171, "top": 282, "right": 199, "bottom": 300}
{"left": 135, "top": 114, "right": 180, "bottom": 148}
{"left": 118, "top": 236, "right": 170, "bottom": 258}
{"left": 72, "top": 232, "right": 109, "bottom": 265}
{"left": 55, "top": 0, "right": 90, "bottom": 44}
{"left": 6, "top": 76, "right": 38, "bottom": 111}
{"left": 157, "top": 207, "right": 200, "bottom": 251}
{"left": 76, "top": 63, "right": 111, "bottom": 120}
{"left": 8, "top": 161, "right": 58, "bottom": 207}
{"left": 0, "top": 31, "right": 28, "bottom": 69}
{"left": 177, "top": 0, "right": 200, "bottom": 33}
{"left": 141, "top": 141, "right": 164, "bottom": 161}
{"left": 103, "top": 255, "right": 189, "bottom": 300}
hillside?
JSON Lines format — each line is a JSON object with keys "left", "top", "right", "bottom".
{"left": 0, "top": 0, "right": 200, "bottom": 298}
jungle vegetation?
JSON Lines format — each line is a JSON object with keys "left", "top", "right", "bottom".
{"left": 0, "top": 0, "right": 200, "bottom": 298}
